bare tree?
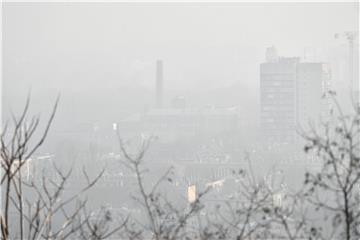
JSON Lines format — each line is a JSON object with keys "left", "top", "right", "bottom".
{"left": 0, "top": 97, "right": 124, "bottom": 240}
{"left": 199, "top": 155, "right": 310, "bottom": 240}
{"left": 201, "top": 156, "right": 273, "bottom": 240}
{"left": 301, "top": 91, "right": 360, "bottom": 240}
{"left": 77, "top": 205, "right": 128, "bottom": 240}
{"left": 117, "top": 133, "right": 209, "bottom": 240}
{"left": 4, "top": 92, "right": 359, "bottom": 240}
{"left": 0, "top": 95, "right": 58, "bottom": 239}
{"left": 113, "top": 92, "right": 360, "bottom": 240}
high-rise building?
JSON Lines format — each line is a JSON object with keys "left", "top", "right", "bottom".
{"left": 260, "top": 55, "right": 299, "bottom": 143}
{"left": 260, "top": 47, "right": 330, "bottom": 144}
{"left": 296, "top": 63, "right": 331, "bottom": 128}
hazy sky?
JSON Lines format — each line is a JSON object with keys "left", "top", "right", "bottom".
{"left": 3, "top": 2, "right": 358, "bottom": 124}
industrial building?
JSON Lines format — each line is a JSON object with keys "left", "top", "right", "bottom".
{"left": 117, "top": 60, "right": 240, "bottom": 142}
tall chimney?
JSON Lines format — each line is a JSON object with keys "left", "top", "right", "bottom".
{"left": 156, "top": 60, "right": 163, "bottom": 108}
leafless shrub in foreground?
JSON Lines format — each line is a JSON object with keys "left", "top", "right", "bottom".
{"left": 301, "top": 92, "right": 360, "bottom": 240}
{"left": 0, "top": 97, "right": 125, "bottom": 240}
{"left": 3, "top": 92, "right": 359, "bottom": 240}
{"left": 117, "top": 133, "right": 209, "bottom": 240}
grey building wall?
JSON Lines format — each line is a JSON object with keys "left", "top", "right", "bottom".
{"left": 260, "top": 54, "right": 330, "bottom": 144}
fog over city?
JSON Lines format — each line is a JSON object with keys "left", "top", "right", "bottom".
{"left": 1, "top": 2, "right": 359, "bottom": 239}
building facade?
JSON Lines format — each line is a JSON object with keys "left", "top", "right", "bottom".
{"left": 260, "top": 47, "right": 330, "bottom": 144}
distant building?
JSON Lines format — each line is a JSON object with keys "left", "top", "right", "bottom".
{"left": 260, "top": 55, "right": 299, "bottom": 143}
{"left": 117, "top": 60, "right": 239, "bottom": 142}
{"left": 260, "top": 48, "right": 330, "bottom": 144}
{"left": 296, "top": 63, "right": 331, "bottom": 127}
{"left": 141, "top": 107, "right": 239, "bottom": 142}
{"left": 116, "top": 106, "right": 238, "bottom": 142}
{"left": 265, "top": 46, "right": 279, "bottom": 63}
{"left": 328, "top": 38, "right": 359, "bottom": 112}
{"left": 171, "top": 96, "right": 186, "bottom": 109}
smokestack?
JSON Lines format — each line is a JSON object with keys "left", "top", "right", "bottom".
{"left": 156, "top": 60, "right": 163, "bottom": 108}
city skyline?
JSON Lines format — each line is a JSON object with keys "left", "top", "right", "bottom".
{"left": 1, "top": 3, "right": 359, "bottom": 239}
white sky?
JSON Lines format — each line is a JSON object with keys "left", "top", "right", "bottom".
{"left": 2, "top": 2, "right": 358, "bottom": 120}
